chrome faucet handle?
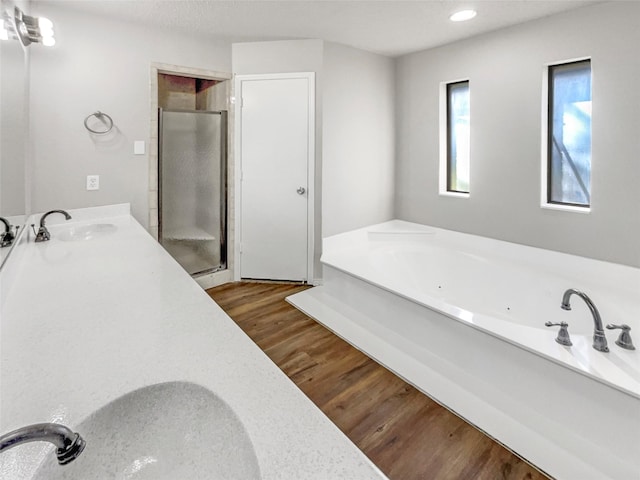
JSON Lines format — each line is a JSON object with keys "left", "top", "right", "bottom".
{"left": 606, "top": 324, "right": 635, "bottom": 350}
{"left": 545, "top": 321, "right": 573, "bottom": 346}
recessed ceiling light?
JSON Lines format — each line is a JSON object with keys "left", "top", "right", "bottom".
{"left": 449, "top": 10, "right": 477, "bottom": 22}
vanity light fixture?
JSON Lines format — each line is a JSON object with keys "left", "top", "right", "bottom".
{"left": 449, "top": 9, "right": 477, "bottom": 22}
{"left": 0, "top": 6, "right": 55, "bottom": 46}
{"left": 0, "top": 18, "right": 9, "bottom": 40}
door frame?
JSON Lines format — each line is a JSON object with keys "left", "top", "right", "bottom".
{"left": 234, "top": 72, "right": 315, "bottom": 282}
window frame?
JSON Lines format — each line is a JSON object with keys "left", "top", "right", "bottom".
{"left": 439, "top": 79, "right": 470, "bottom": 198}
{"left": 541, "top": 58, "right": 592, "bottom": 213}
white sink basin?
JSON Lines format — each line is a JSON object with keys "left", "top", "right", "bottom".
{"left": 32, "top": 382, "right": 261, "bottom": 479}
{"left": 57, "top": 224, "right": 117, "bottom": 242}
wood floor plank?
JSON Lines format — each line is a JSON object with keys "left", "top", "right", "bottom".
{"left": 207, "top": 282, "right": 551, "bottom": 480}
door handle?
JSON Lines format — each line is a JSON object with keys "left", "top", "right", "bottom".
{"left": 297, "top": 187, "right": 306, "bottom": 195}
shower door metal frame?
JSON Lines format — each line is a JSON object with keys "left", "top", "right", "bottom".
{"left": 158, "top": 108, "right": 228, "bottom": 275}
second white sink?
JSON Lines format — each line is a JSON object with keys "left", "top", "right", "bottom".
{"left": 57, "top": 224, "right": 117, "bottom": 242}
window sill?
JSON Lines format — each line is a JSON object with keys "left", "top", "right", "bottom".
{"left": 541, "top": 202, "right": 590, "bottom": 214}
{"left": 440, "top": 191, "right": 470, "bottom": 199}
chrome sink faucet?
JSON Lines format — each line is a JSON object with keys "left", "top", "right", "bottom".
{"left": 0, "top": 217, "right": 17, "bottom": 248}
{"left": 561, "top": 288, "right": 609, "bottom": 352}
{"left": 0, "top": 423, "right": 86, "bottom": 465}
{"left": 34, "top": 210, "right": 72, "bottom": 242}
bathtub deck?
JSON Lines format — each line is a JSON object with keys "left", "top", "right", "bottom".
{"left": 206, "top": 282, "right": 550, "bottom": 480}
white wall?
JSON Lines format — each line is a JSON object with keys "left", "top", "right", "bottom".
{"left": 233, "top": 39, "right": 324, "bottom": 76}
{"left": 395, "top": 1, "right": 640, "bottom": 267}
{"left": 29, "top": 5, "right": 232, "bottom": 227}
{"left": 322, "top": 42, "right": 395, "bottom": 237}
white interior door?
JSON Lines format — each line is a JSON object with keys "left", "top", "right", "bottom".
{"left": 237, "top": 73, "right": 314, "bottom": 281}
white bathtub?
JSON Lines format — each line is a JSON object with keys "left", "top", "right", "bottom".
{"left": 288, "top": 220, "right": 640, "bottom": 480}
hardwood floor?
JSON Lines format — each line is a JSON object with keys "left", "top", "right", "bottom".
{"left": 206, "top": 282, "right": 550, "bottom": 480}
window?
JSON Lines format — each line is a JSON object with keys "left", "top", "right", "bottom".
{"left": 446, "top": 81, "right": 470, "bottom": 193}
{"left": 547, "top": 60, "right": 592, "bottom": 207}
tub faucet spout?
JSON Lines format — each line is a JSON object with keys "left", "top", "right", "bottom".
{"left": 561, "top": 288, "right": 609, "bottom": 352}
{"left": 0, "top": 423, "right": 86, "bottom": 465}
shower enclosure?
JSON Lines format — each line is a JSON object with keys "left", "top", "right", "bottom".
{"left": 159, "top": 109, "right": 227, "bottom": 276}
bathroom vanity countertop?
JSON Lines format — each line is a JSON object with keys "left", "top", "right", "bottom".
{"left": 0, "top": 204, "right": 387, "bottom": 480}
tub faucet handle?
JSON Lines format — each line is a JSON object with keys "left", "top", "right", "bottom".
{"left": 545, "top": 321, "right": 573, "bottom": 346}
{"left": 606, "top": 324, "right": 635, "bottom": 350}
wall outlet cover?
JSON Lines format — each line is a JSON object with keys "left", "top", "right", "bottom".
{"left": 87, "top": 175, "right": 100, "bottom": 191}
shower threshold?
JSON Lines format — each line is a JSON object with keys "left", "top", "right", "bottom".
{"left": 163, "top": 238, "right": 225, "bottom": 277}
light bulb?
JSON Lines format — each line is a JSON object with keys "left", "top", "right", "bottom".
{"left": 42, "top": 35, "right": 55, "bottom": 47}
{"left": 38, "top": 17, "right": 53, "bottom": 30}
{"left": 449, "top": 10, "right": 477, "bottom": 22}
{"left": 39, "top": 25, "right": 54, "bottom": 37}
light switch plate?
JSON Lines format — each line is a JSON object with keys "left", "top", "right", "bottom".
{"left": 134, "top": 140, "right": 145, "bottom": 155}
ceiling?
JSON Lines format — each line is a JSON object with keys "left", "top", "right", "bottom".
{"left": 34, "top": 0, "right": 599, "bottom": 57}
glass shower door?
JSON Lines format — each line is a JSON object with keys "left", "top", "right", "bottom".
{"left": 159, "top": 109, "right": 227, "bottom": 276}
